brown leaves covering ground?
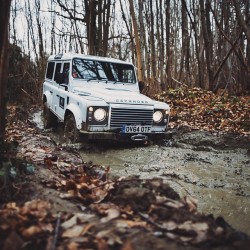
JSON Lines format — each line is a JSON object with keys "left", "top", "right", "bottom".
{"left": 154, "top": 87, "right": 250, "bottom": 135}
{"left": 1, "top": 99, "right": 250, "bottom": 249}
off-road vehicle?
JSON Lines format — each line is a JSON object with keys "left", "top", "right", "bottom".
{"left": 43, "top": 53, "right": 170, "bottom": 143}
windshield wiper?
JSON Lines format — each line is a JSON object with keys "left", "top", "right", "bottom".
{"left": 113, "top": 80, "right": 124, "bottom": 84}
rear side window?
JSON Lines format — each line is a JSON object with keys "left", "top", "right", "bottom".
{"left": 46, "top": 62, "right": 55, "bottom": 79}
{"left": 54, "top": 63, "right": 62, "bottom": 83}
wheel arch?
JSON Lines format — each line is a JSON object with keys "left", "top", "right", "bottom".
{"left": 65, "top": 103, "right": 84, "bottom": 130}
{"left": 43, "top": 91, "right": 53, "bottom": 107}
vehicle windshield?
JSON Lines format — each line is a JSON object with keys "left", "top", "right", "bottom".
{"left": 72, "top": 58, "right": 136, "bottom": 84}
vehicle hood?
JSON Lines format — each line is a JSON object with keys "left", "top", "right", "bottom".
{"left": 72, "top": 86, "right": 154, "bottom": 105}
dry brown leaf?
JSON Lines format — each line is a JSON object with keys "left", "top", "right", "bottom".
{"left": 66, "top": 241, "right": 79, "bottom": 250}
{"left": 121, "top": 239, "right": 133, "bottom": 250}
{"left": 61, "top": 215, "right": 78, "bottom": 230}
{"left": 161, "top": 221, "right": 178, "bottom": 231}
{"left": 178, "top": 221, "right": 209, "bottom": 232}
{"left": 3, "top": 231, "right": 24, "bottom": 250}
{"left": 115, "top": 219, "right": 147, "bottom": 229}
{"left": 22, "top": 225, "right": 41, "bottom": 238}
{"left": 96, "top": 229, "right": 122, "bottom": 245}
{"left": 96, "top": 237, "right": 109, "bottom": 250}
{"left": 62, "top": 225, "right": 84, "bottom": 238}
{"left": 184, "top": 196, "right": 198, "bottom": 212}
{"left": 100, "top": 208, "right": 120, "bottom": 223}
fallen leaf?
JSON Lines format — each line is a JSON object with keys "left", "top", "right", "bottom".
{"left": 62, "top": 225, "right": 84, "bottom": 238}
{"left": 61, "top": 215, "right": 78, "bottom": 229}
{"left": 100, "top": 208, "right": 120, "bottom": 223}
{"left": 22, "top": 225, "right": 41, "bottom": 238}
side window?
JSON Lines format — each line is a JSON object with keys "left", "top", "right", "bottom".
{"left": 63, "top": 63, "right": 70, "bottom": 84}
{"left": 54, "top": 63, "right": 62, "bottom": 83}
{"left": 46, "top": 62, "right": 55, "bottom": 79}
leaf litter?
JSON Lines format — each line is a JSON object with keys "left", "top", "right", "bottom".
{"left": 1, "top": 95, "right": 250, "bottom": 249}
{"left": 154, "top": 87, "right": 250, "bottom": 135}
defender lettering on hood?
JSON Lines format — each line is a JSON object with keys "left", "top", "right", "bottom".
{"left": 116, "top": 99, "right": 149, "bottom": 104}
{"left": 43, "top": 53, "right": 170, "bottom": 143}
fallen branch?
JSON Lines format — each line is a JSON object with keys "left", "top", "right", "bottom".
{"left": 171, "top": 77, "right": 188, "bottom": 87}
{"left": 21, "top": 88, "right": 37, "bottom": 103}
{"left": 51, "top": 212, "right": 61, "bottom": 250}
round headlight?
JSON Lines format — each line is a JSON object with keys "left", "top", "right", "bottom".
{"left": 153, "top": 111, "right": 163, "bottom": 123}
{"left": 94, "top": 108, "right": 106, "bottom": 122}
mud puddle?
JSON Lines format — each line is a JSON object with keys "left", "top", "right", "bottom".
{"left": 34, "top": 111, "right": 250, "bottom": 235}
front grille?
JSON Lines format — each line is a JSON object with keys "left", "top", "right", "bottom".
{"left": 110, "top": 107, "right": 153, "bottom": 128}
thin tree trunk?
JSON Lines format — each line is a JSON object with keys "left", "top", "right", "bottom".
{"left": 0, "top": 0, "right": 12, "bottom": 141}
{"left": 165, "top": 0, "right": 171, "bottom": 88}
{"left": 103, "top": 0, "right": 111, "bottom": 56}
{"left": 138, "top": 0, "right": 145, "bottom": 79}
{"left": 233, "top": 0, "right": 250, "bottom": 42}
{"left": 149, "top": 0, "right": 156, "bottom": 78}
{"left": 200, "top": 0, "right": 213, "bottom": 90}
{"left": 128, "top": 0, "right": 144, "bottom": 81}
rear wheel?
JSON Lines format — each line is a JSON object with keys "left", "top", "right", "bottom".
{"left": 43, "top": 102, "right": 57, "bottom": 129}
{"left": 64, "top": 113, "right": 80, "bottom": 143}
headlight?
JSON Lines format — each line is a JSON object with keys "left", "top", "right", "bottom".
{"left": 94, "top": 108, "right": 106, "bottom": 122}
{"left": 153, "top": 111, "right": 163, "bottom": 123}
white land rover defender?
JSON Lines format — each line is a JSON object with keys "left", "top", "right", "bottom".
{"left": 43, "top": 53, "right": 170, "bottom": 143}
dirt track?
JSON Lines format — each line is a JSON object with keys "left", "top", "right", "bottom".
{"left": 74, "top": 129, "right": 250, "bottom": 235}
{"left": 32, "top": 103, "right": 250, "bottom": 236}
{"left": 2, "top": 107, "right": 250, "bottom": 250}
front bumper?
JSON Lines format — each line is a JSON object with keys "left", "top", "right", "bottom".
{"left": 79, "top": 130, "right": 172, "bottom": 142}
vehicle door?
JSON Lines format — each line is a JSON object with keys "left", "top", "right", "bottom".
{"left": 55, "top": 62, "right": 70, "bottom": 120}
{"left": 50, "top": 62, "right": 62, "bottom": 114}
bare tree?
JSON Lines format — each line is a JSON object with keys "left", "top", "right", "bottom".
{"left": 233, "top": 0, "right": 250, "bottom": 42}
{"left": 7, "top": 0, "right": 250, "bottom": 96}
{"left": 128, "top": 0, "right": 144, "bottom": 81}
{"left": 0, "top": 0, "right": 12, "bottom": 141}
{"left": 200, "top": 0, "right": 213, "bottom": 90}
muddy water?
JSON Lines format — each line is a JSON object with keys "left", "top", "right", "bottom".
{"left": 33, "top": 111, "right": 250, "bottom": 235}
{"left": 79, "top": 140, "right": 250, "bottom": 235}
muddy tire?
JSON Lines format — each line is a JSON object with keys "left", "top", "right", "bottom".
{"left": 64, "top": 113, "right": 80, "bottom": 143}
{"left": 43, "top": 103, "right": 57, "bottom": 129}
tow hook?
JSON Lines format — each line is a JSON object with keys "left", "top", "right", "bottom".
{"left": 131, "top": 134, "right": 148, "bottom": 141}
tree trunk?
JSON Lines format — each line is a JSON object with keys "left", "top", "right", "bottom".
{"left": 85, "top": 0, "right": 97, "bottom": 55}
{"left": 165, "top": 0, "right": 171, "bottom": 88}
{"left": 200, "top": 0, "right": 214, "bottom": 90}
{"left": 102, "top": 0, "right": 111, "bottom": 56}
{"left": 149, "top": 0, "right": 156, "bottom": 78}
{"left": 180, "top": 0, "right": 190, "bottom": 83}
{"left": 128, "top": 0, "right": 144, "bottom": 81}
{"left": 138, "top": 0, "right": 145, "bottom": 79}
{"left": 0, "top": 0, "right": 11, "bottom": 141}
{"left": 233, "top": 0, "right": 250, "bottom": 42}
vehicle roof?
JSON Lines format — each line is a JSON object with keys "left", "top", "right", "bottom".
{"left": 48, "top": 53, "right": 133, "bottom": 65}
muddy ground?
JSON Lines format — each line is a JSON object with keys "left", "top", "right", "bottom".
{"left": 33, "top": 110, "right": 250, "bottom": 235}
{"left": 1, "top": 106, "right": 249, "bottom": 250}
{"left": 78, "top": 131, "right": 250, "bottom": 235}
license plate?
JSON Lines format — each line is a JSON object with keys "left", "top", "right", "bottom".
{"left": 122, "top": 125, "right": 152, "bottom": 134}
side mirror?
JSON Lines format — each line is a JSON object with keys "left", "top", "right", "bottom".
{"left": 55, "top": 72, "right": 63, "bottom": 84}
{"left": 139, "top": 81, "right": 145, "bottom": 92}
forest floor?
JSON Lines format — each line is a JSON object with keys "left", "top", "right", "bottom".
{"left": 0, "top": 87, "right": 250, "bottom": 250}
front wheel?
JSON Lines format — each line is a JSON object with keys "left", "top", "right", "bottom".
{"left": 64, "top": 113, "right": 80, "bottom": 143}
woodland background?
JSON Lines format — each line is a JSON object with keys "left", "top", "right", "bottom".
{"left": 7, "top": 0, "right": 250, "bottom": 98}
{"left": 0, "top": 0, "right": 250, "bottom": 140}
